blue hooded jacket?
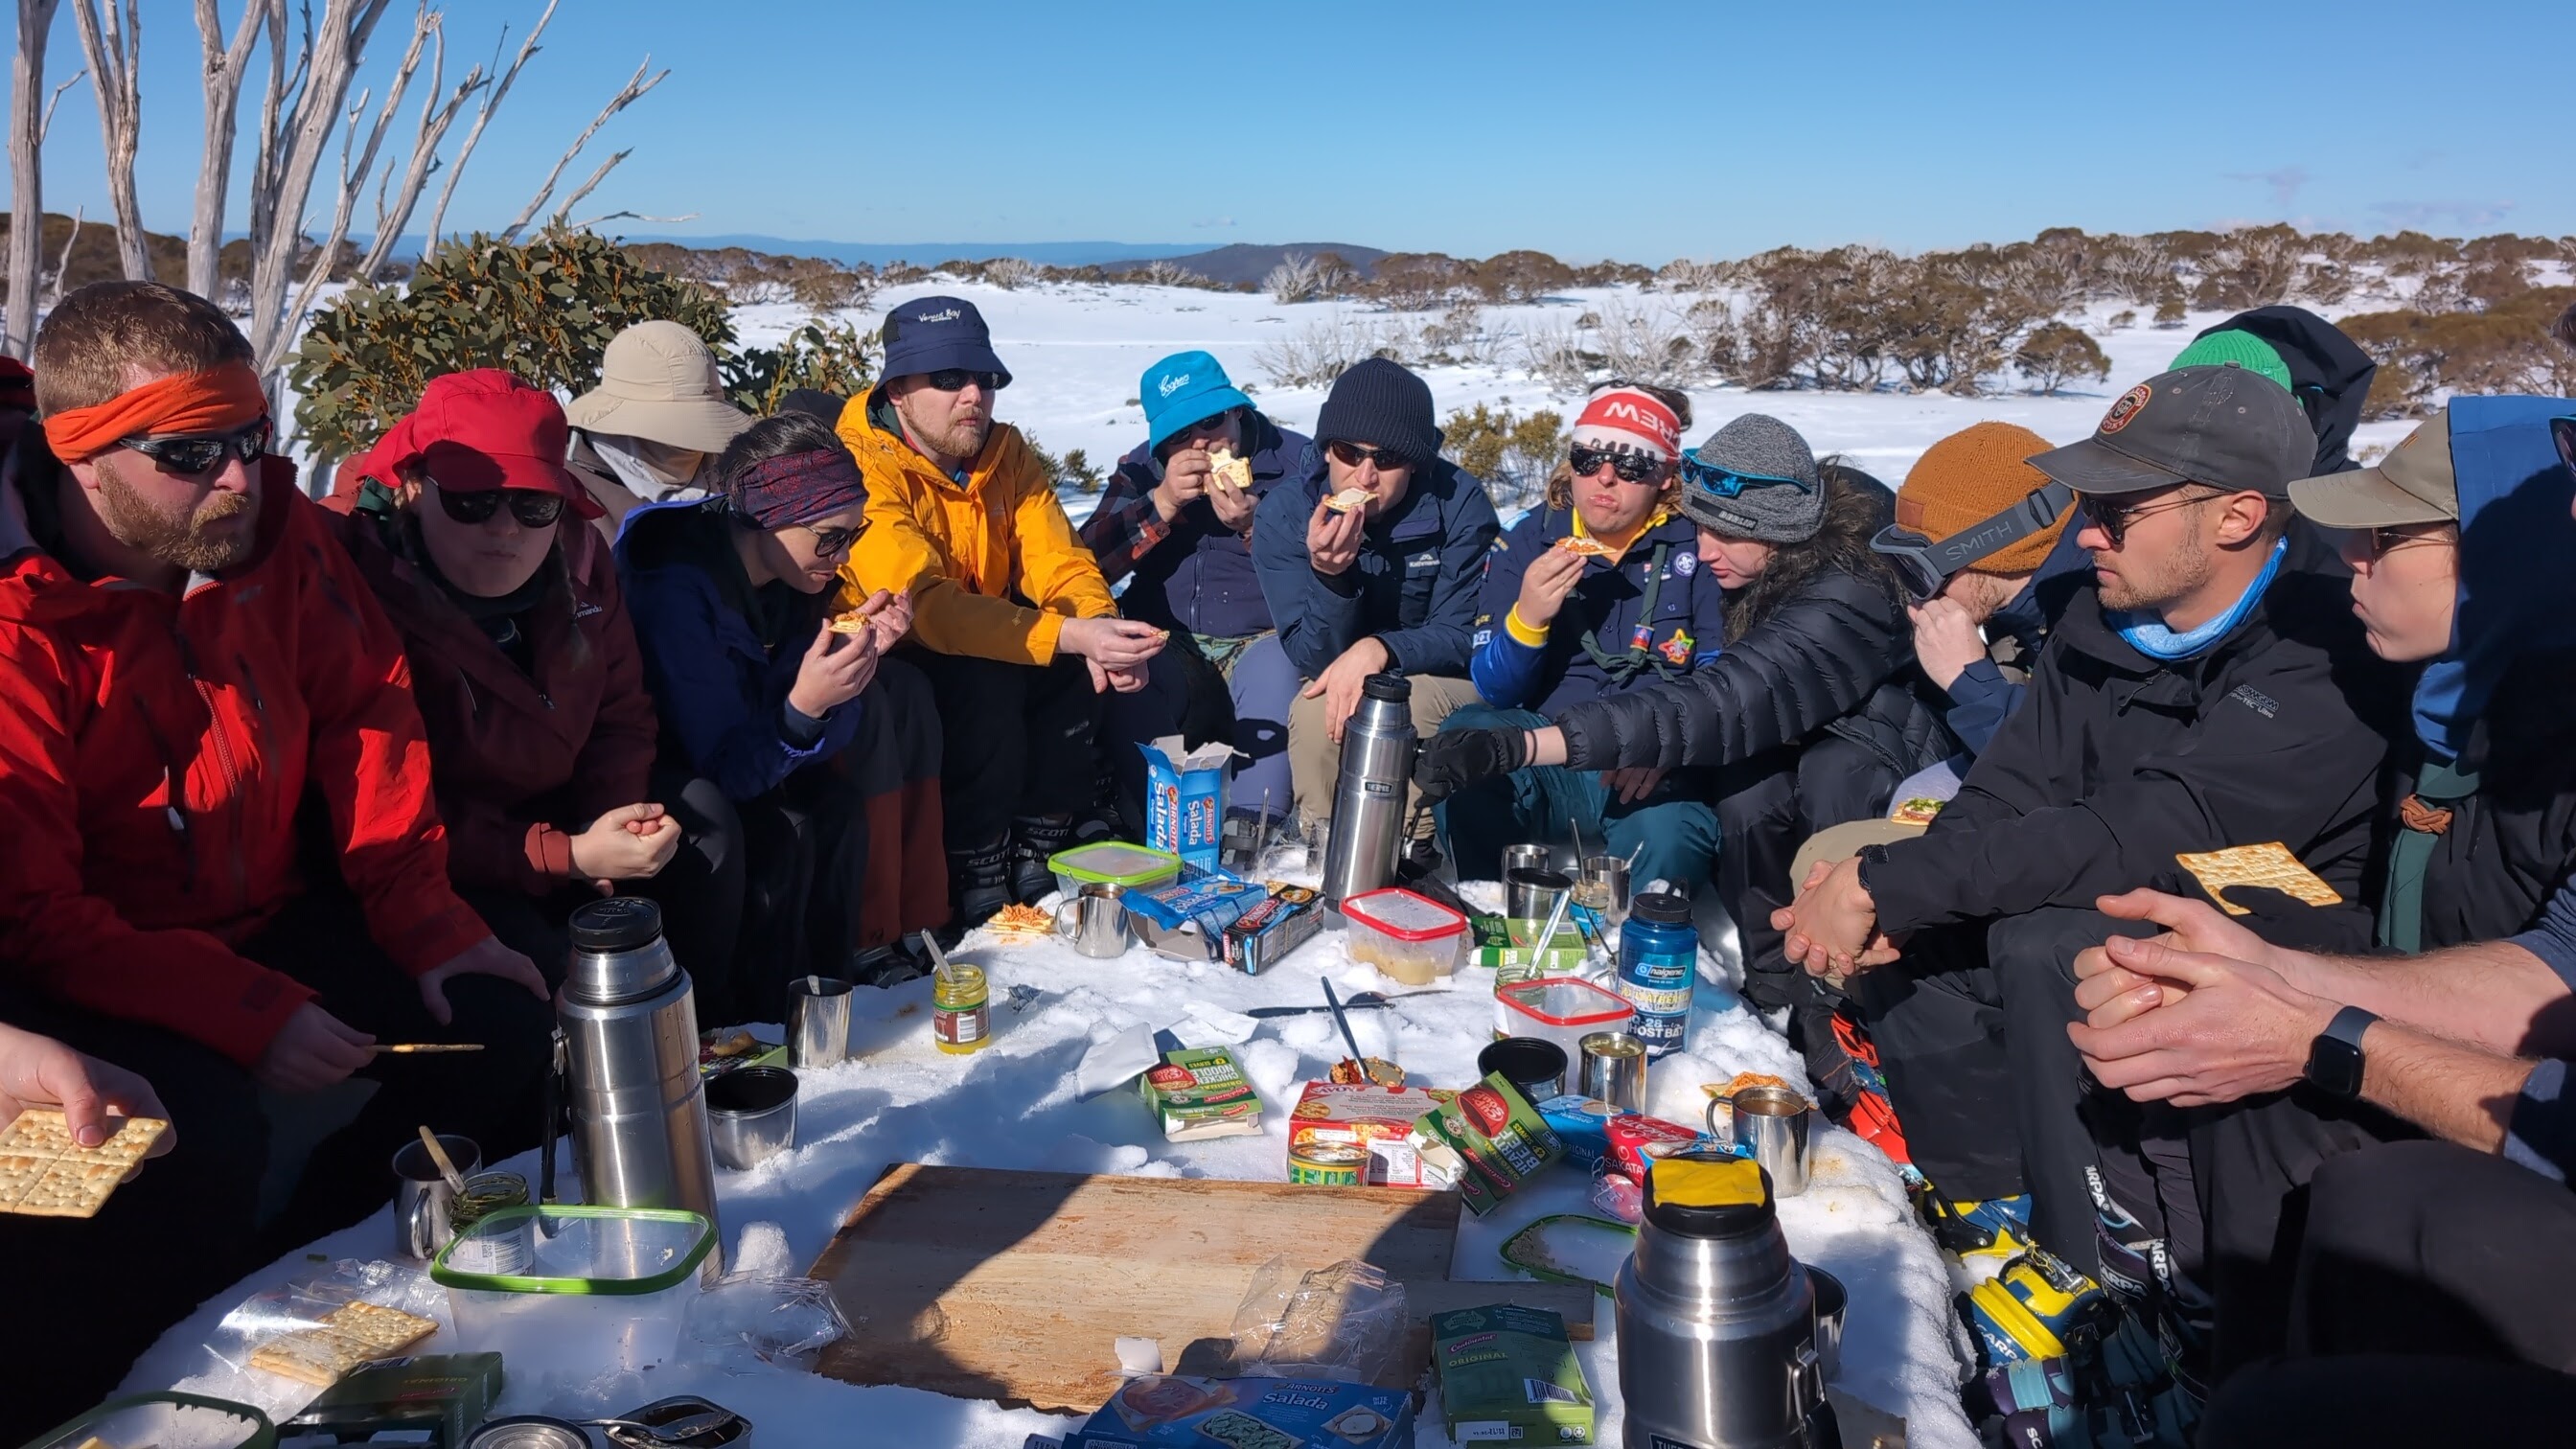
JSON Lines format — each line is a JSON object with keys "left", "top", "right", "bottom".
{"left": 613, "top": 497, "right": 865, "bottom": 803}
{"left": 1079, "top": 412, "right": 1307, "bottom": 638}
{"left": 1251, "top": 449, "right": 1501, "bottom": 678}
{"left": 2410, "top": 396, "right": 2576, "bottom": 763}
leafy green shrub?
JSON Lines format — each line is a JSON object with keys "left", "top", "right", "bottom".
{"left": 1442, "top": 403, "right": 1564, "bottom": 508}
{"left": 1021, "top": 432, "right": 1106, "bottom": 493}
{"left": 2013, "top": 321, "right": 2112, "bottom": 395}
{"left": 291, "top": 228, "right": 873, "bottom": 463}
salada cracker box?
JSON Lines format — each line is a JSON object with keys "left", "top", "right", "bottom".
{"left": 1062, "top": 1375, "right": 1414, "bottom": 1449}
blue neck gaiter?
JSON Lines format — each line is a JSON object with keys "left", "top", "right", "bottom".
{"left": 2110, "top": 538, "right": 2288, "bottom": 662}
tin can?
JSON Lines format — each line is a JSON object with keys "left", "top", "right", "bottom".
{"left": 466, "top": 1417, "right": 591, "bottom": 1449}
{"left": 932, "top": 965, "right": 991, "bottom": 1055}
{"left": 1287, "top": 1141, "right": 1367, "bottom": 1185}
{"left": 1579, "top": 1030, "right": 1649, "bottom": 1113}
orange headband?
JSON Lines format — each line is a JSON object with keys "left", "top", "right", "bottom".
{"left": 41, "top": 364, "right": 268, "bottom": 464}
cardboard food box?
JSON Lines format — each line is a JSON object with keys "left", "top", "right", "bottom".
{"left": 1063, "top": 1375, "right": 1415, "bottom": 1449}
{"left": 1413, "top": 1073, "right": 1565, "bottom": 1217}
{"left": 1287, "top": 1081, "right": 1456, "bottom": 1188}
{"left": 1472, "top": 915, "right": 1590, "bottom": 976}
{"left": 1141, "top": 736, "right": 1236, "bottom": 872}
{"left": 1535, "top": 1093, "right": 1633, "bottom": 1171}
{"left": 1140, "top": 1046, "right": 1264, "bottom": 1142}
{"left": 283, "top": 1351, "right": 504, "bottom": 1445}
{"left": 1431, "top": 1305, "right": 1595, "bottom": 1445}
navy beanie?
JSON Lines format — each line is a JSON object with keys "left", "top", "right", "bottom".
{"left": 1315, "top": 357, "right": 1442, "bottom": 468}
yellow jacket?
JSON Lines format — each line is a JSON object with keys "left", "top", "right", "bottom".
{"left": 837, "top": 390, "right": 1118, "bottom": 664}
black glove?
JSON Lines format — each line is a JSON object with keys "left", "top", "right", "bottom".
{"left": 1413, "top": 727, "right": 1530, "bottom": 802}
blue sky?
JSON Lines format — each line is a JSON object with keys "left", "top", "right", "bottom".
{"left": 13, "top": 0, "right": 2572, "bottom": 261}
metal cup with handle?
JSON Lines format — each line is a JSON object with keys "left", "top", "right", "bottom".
{"left": 1707, "top": 1084, "right": 1815, "bottom": 1197}
{"left": 1055, "top": 883, "right": 1133, "bottom": 958}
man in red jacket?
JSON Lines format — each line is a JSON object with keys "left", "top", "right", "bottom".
{"left": 0, "top": 285, "right": 554, "bottom": 1343}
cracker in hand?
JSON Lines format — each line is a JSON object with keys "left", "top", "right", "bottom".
{"left": 0, "top": 1109, "right": 169, "bottom": 1219}
{"left": 1208, "top": 447, "right": 1254, "bottom": 493}
{"left": 2175, "top": 841, "right": 2344, "bottom": 917}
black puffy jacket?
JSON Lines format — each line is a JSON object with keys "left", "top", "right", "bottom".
{"left": 2400, "top": 650, "right": 2576, "bottom": 952}
{"left": 1859, "top": 521, "right": 2407, "bottom": 943}
{"left": 1554, "top": 471, "right": 1957, "bottom": 780}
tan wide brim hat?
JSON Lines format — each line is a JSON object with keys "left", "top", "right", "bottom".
{"left": 564, "top": 319, "right": 754, "bottom": 453}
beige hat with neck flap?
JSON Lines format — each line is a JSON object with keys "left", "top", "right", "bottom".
{"left": 564, "top": 320, "right": 754, "bottom": 452}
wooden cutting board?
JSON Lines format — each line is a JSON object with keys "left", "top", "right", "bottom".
{"left": 808, "top": 1162, "right": 1598, "bottom": 1412}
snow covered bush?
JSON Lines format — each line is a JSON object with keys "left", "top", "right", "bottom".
{"left": 1265, "top": 251, "right": 1323, "bottom": 304}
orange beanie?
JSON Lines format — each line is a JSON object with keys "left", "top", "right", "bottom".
{"left": 1895, "top": 422, "right": 2069, "bottom": 575}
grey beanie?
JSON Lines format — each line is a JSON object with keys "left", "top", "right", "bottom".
{"left": 1676, "top": 413, "right": 1825, "bottom": 543}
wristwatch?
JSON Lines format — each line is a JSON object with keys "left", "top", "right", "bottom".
{"left": 2303, "top": 1004, "right": 2378, "bottom": 1099}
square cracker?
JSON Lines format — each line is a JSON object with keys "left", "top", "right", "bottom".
{"left": 0, "top": 1110, "right": 169, "bottom": 1219}
{"left": 2175, "top": 841, "right": 2344, "bottom": 917}
{"left": 326, "top": 1300, "right": 437, "bottom": 1352}
{"left": 248, "top": 1302, "right": 434, "bottom": 1387}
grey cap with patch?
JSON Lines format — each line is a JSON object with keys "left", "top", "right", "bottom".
{"left": 2028, "top": 363, "right": 2312, "bottom": 498}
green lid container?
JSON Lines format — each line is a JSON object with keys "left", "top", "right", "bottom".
{"left": 1047, "top": 840, "right": 1183, "bottom": 889}
{"left": 430, "top": 1204, "right": 712, "bottom": 1294}
{"left": 20, "top": 1392, "right": 276, "bottom": 1449}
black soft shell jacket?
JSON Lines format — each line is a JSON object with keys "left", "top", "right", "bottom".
{"left": 2404, "top": 650, "right": 2576, "bottom": 951}
{"left": 1553, "top": 472, "right": 1956, "bottom": 781}
{"left": 1861, "top": 522, "right": 2407, "bottom": 936}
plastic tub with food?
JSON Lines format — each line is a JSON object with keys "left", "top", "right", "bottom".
{"left": 1046, "top": 840, "right": 1183, "bottom": 901}
{"left": 1340, "top": 887, "right": 1469, "bottom": 985}
{"left": 1495, "top": 977, "right": 1638, "bottom": 1062}
{"left": 23, "top": 1393, "right": 276, "bottom": 1449}
{"left": 430, "top": 1205, "right": 713, "bottom": 1381}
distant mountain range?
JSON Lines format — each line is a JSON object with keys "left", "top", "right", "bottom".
{"left": 1097, "top": 242, "right": 1390, "bottom": 285}
{"left": 622, "top": 235, "right": 1214, "bottom": 269}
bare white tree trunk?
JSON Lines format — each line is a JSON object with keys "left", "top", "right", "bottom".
{"left": 351, "top": 14, "right": 485, "bottom": 283}
{"left": 189, "top": 0, "right": 267, "bottom": 300}
{"left": 7, "top": 0, "right": 69, "bottom": 358}
{"left": 417, "top": 0, "right": 555, "bottom": 255}
{"left": 498, "top": 57, "right": 665, "bottom": 242}
{"left": 44, "top": 205, "right": 81, "bottom": 304}
{"left": 241, "top": 0, "right": 394, "bottom": 371}
{"left": 68, "top": 0, "right": 149, "bottom": 280}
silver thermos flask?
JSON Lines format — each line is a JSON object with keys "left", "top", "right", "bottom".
{"left": 1319, "top": 672, "right": 1416, "bottom": 912}
{"left": 1614, "top": 1159, "right": 1838, "bottom": 1449}
{"left": 553, "top": 897, "right": 724, "bottom": 1272}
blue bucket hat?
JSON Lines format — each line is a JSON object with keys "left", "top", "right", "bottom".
{"left": 880, "top": 295, "right": 1012, "bottom": 387}
{"left": 1140, "top": 351, "right": 1253, "bottom": 453}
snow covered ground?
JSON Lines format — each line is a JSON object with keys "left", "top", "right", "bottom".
{"left": 125, "top": 870, "right": 1970, "bottom": 1448}
{"left": 730, "top": 277, "right": 2419, "bottom": 516}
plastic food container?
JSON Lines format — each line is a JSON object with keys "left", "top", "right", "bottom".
{"left": 1495, "top": 977, "right": 1638, "bottom": 1061}
{"left": 1341, "top": 886, "right": 1469, "bottom": 985}
{"left": 22, "top": 1393, "right": 275, "bottom": 1449}
{"left": 1048, "top": 840, "right": 1183, "bottom": 899}
{"left": 431, "top": 1205, "right": 714, "bottom": 1381}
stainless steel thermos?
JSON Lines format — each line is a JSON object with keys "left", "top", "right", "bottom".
{"left": 1319, "top": 672, "right": 1416, "bottom": 911}
{"left": 544, "top": 897, "right": 724, "bottom": 1273}
{"left": 1614, "top": 1158, "right": 1839, "bottom": 1448}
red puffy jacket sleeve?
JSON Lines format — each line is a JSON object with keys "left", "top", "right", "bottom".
{"left": 0, "top": 624, "right": 316, "bottom": 1065}
{"left": 289, "top": 499, "right": 494, "bottom": 975}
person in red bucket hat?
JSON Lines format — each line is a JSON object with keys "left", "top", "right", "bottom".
{"left": 325, "top": 369, "right": 745, "bottom": 1000}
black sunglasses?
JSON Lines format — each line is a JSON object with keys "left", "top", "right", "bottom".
{"left": 796, "top": 521, "right": 860, "bottom": 558}
{"left": 2078, "top": 490, "right": 2215, "bottom": 549}
{"left": 116, "top": 418, "right": 270, "bottom": 475}
{"left": 1326, "top": 440, "right": 1410, "bottom": 471}
{"left": 433, "top": 481, "right": 565, "bottom": 529}
{"left": 922, "top": 368, "right": 1004, "bottom": 393}
{"left": 1569, "top": 446, "right": 1668, "bottom": 484}
{"left": 2351, "top": 522, "right": 2456, "bottom": 561}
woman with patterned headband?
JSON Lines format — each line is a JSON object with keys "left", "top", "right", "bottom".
{"left": 617, "top": 410, "right": 951, "bottom": 1011}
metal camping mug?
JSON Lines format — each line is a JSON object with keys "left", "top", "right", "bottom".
{"left": 392, "top": 1132, "right": 482, "bottom": 1260}
{"left": 1506, "top": 866, "right": 1576, "bottom": 922}
{"left": 1578, "top": 1030, "right": 1649, "bottom": 1112}
{"left": 1712, "top": 1084, "right": 1815, "bottom": 1196}
{"left": 1578, "top": 854, "right": 1633, "bottom": 928}
{"left": 1055, "top": 883, "right": 1133, "bottom": 958}
{"left": 1503, "top": 843, "right": 1551, "bottom": 881}
{"left": 704, "top": 1066, "right": 797, "bottom": 1171}
{"left": 787, "top": 975, "right": 853, "bottom": 1069}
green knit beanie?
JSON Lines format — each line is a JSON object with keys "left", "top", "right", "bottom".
{"left": 2171, "top": 329, "right": 2294, "bottom": 394}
